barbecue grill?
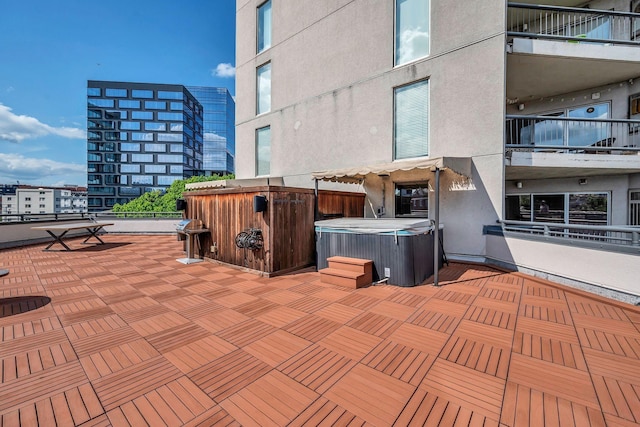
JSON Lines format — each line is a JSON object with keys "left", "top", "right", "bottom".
{"left": 176, "top": 219, "right": 208, "bottom": 264}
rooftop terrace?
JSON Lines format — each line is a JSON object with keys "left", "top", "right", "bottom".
{"left": 1, "top": 235, "right": 639, "bottom": 426}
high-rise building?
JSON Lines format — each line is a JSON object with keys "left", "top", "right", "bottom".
{"left": 235, "top": 1, "right": 640, "bottom": 294}
{"left": 87, "top": 81, "right": 204, "bottom": 212}
{"left": 187, "top": 86, "right": 235, "bottom": 176}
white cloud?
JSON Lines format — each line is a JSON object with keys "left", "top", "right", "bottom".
{"left": 213, "top": 63, "right": 236, "bottom": 78}
{"left": 397, "top": 28, "right": 429, "bottom": 65}
{"left": 0, "top": 153, "right": 85, "bottom": 180}
{"left": 6, "top": 86, "right": 15, "bottom": 93}
{"left": 0, "top": 103, "right": 85, "bottom": 143}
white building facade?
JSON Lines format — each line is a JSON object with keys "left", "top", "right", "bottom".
{"left": 235, "top": 0, "right": 640, "bottom": 299}
{"left": 1, "top": 187, "right": 87, "bottom": 217}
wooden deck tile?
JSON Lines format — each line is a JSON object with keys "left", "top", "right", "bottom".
{"left": 188, "top": 349, "right": 271, "bottom": 402}
{"left": 420, "top": 358, "right": 505, "bottom": 421}
{"left": 164, "top": 335, "right": 237, "bottom": 373}
{"left": 362, "top": 340, "right": 433, "bottom": 386}
{"left": 283, "top": 314, "right": 342, "bottom": 342}
{"left": 278, "top": 344, "right": 356, "bottom": 394}
{"left": 325, "top": 364, "right": 414, "bottom": 426}
{"left": 92, "top": 356, "right": 182, "bottom": 411}
{"left": 220, "top": 371, "right": 318, "bottom": 426}
{"left": 318, "top": 326, "right": 383, "bottom": 361}
{"left": 1, "top": 236, "right": 640, "bottom": 426}
{"left": 288, "top": 397, "right": 371, "bottom": 426}
{"left": 243, "top": 330, "right": 311, "bottom": 367}
{"left": 508, "top": 353, "right": 599, "bottom": 409}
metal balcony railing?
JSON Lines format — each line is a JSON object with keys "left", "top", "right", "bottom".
{"left": 500, "top": 220, "right": 640, "bottom": 249}
{"left": 507, "top": 3, "right": 640, "bottom": 46}
{"left": 506, "top": 115, "right": 640, "bottom": 154}
{"left": 0, "top": 211, "right": 183, "bottom": 223}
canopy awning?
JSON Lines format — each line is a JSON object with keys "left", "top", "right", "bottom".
{"left": 311, "top": 157, "right": 473, "bottom": 186}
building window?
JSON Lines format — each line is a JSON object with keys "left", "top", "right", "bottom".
{"left": 132, "top": 89, "right": 153, "bottom": 98}
{"left": 394, "top": 79, "right": 429, "bottom": 159}
{"left": 395, "top": 0, "right": 430, "bottom": 66}
{"left": 145, "top": 101, "right": 167, "bottom": 110}
{"left": 257, "top": 0, "right": 272, "bottom": 53}
{"left": 87, "top": 87, "right": 101, "bottom": 97}
{"left": 132, "top": 111, "right": 153, "bottom": 120}
{"left": 118, "top": 100, "right": 140, "bottom": 109}
{"left": 505, "top": 193, "right": 609, "bottom": 226}
{"left": 158, "top": 91, "right": 183, "bottom": 100}
{"left": 256, "top": 126, "right": 271, "bottom": 176}
{"left": 257, "top": 62, "right": 271, "bottom": 115}
{"left": 106, "top": 88, "right": 127, "bottom": 97}
{"left": 395, "top": 184, "right": 429, "bottom": 217}
{"left": 629, "top": 190, "right": 640, "bottom": 226}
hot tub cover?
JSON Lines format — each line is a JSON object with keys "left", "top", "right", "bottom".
{"left": 314, "top": 218, "right": 435, "bottom": 235}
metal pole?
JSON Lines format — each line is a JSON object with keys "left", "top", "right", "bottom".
{"left": 314, "top": 178, "right": 319, "bottom": 221}
{"left": 434, "top": 167, "right": 440, "bottom": 287}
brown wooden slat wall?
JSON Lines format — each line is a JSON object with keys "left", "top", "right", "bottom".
{"left": 183, "top": 186, "right": 364, "bottom": 275}
{"left": 317, "top": 190, "right": 365, "bottom": 219}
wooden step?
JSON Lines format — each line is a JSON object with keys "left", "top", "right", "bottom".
{"left": 327, "top": 256, "right": 373, "bottom": 276}
{"left": 319, "top": 267, "right": 371, "bottom": 289}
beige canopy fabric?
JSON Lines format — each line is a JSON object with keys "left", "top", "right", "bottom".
{"left": 311, "top": 157, "right": 472, "bottom": 185}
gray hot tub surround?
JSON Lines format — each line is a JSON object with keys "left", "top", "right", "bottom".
{"left": 315, "top": 218, "right": 444, "bottom": 287}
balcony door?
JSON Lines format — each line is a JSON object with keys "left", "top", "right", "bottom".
{"left": 567, "top": 103, "right": 610, "bottom": 149}
{"left": 520, "top": 102, "right": 610, "bottom": 150}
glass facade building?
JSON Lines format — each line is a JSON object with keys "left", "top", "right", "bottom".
{"left": 186, "top": 86, "right": 235, "bottom": 176}
{"left": 87, "top": 81, "right": 204, "bottom": 212}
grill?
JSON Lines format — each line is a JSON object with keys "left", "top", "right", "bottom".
{"left": 176, "top": 219, "right": 207, "bottom": 264}
{"left": 176, "top": 219, "right": 204, "bottom": 232}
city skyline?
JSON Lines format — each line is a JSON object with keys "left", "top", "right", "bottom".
{"left": 0, "top": 0, "right": 236, "bottom": 187}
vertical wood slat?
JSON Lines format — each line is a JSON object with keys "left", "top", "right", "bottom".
{"left": 184, "top": 186, "right": 364, "bottom": 275}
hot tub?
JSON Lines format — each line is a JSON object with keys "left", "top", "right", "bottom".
{"left": 315, "top": 218, "right": 443, "bottom": 287}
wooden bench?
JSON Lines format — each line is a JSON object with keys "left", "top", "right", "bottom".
{"left": 31, "top": 222, "right": 114, "bottom": 251}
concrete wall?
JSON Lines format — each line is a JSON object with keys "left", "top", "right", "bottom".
{"left": 0, "top": 220, "right": 178, "bottom": 249}
{"left": 235, "top": 0, "right": 507, "bottom": 258}
{"left": 486, "top": 233, "right": 640, "bottom": 302}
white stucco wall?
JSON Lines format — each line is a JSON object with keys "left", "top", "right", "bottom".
{"left": 235, "top": 0, "right": 507, "bottom": 259}
{"left": 486, "top": 233, "right": 640, "bottom": 299}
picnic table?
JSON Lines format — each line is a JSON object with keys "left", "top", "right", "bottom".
{"left": 31, "top": 222, "right": 114, "bottom": 251}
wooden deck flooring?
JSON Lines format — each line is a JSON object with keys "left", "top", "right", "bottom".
{"left": 1, "top": 235, "right": 639, "bottom": 426}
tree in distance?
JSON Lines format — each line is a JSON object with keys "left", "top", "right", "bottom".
{"left": 112, "top": 174, "right": 234, "bottom": 213}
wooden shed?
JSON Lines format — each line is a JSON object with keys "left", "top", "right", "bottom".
{"left": 183, "top": 185, "right": 364, "bottom": 276}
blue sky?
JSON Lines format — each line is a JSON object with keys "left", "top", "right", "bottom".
{"left": 0, "top": 0, "right": 236, "bottom": 187}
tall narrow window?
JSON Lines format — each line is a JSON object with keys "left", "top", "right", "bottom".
{"left": 394, "top": 80, "right": 429, "bottom": 159}
{"left": 257, "top": 62, "right": 271, "bottom": 114}
{"left": 256, "top": 126, "right": 271, "bottom": 176}
{"left": 395, "top": 0, "right": 429, "bottom": 66}
{"left": 257, "top": 0, "right": 272, "bottom": 53}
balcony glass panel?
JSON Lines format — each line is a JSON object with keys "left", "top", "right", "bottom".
{"left": 567, "top": 104, "right": 610, "bottom": 148}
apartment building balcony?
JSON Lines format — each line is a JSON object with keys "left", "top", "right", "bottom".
{"left": 507, "top": 2, "right": 640, "bottom": 100}
{"left": 505, "top": 115, "right": 640, "bottom": 180}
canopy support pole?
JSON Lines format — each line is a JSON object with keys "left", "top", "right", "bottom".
{"left": 433, "top": 167, "right": 440, "bottom": 287}
{"left": 314, "top": 178, "right": 319, "bottom": 221}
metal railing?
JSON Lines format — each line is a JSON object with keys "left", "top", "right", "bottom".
{"left": 500, "top": 220, "right": 640, "bottom": 248}
{"left": 0, "top": 211, "right": 182, "bottom": 223}
{"left": 507, "top": 3, "right": 640, "bottom": 46}
{"left": 506, "top": 115, "right": 640, "bottom": 154}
